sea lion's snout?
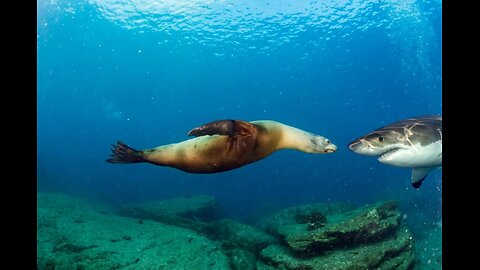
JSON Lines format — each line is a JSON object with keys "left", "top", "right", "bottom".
{"left": 310, "top": 136, "right": 337, "bottom": 154}
{"left": 324, "top": 143, "right": 337, "bottom": 153}
{"left": 325, "top": 148, "right": 336, "bottom": 153}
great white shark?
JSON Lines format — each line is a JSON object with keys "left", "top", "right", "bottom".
{"left": 348, "top": 115, "right": 442, "bottom": 189}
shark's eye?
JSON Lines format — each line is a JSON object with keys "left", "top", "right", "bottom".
{"left": 378, "top": 136, "right": 384, "bottom": 142}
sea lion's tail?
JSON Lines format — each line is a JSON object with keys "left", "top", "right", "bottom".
{"left": 106, "top": 141, "right": 145, "bottom": 164}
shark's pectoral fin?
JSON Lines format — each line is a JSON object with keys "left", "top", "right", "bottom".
{"left": 411, "top": 167, "right": 434, "bottom": 189}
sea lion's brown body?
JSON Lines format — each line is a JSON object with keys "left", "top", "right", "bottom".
{"left": 107, "top": 120, "right": 336, "bottom": 173}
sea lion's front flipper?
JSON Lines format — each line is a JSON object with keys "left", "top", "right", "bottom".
{"left": 188, "top": 120, "right": 254, "bottom": 138}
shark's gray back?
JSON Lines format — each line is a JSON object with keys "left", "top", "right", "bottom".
{"left": 374, "top": 115, "right": 442, "bottom": 146}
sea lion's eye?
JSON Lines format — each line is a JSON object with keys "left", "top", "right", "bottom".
{"left": 378, "top": 136, "right": 384, "bottom": 142}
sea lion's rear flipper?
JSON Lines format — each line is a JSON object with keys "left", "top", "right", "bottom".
{"left": 188, "top": 120, "right": 255, "bottom": 138}
{"left": 106, "top": 141, "right": 145, "bottom": 163}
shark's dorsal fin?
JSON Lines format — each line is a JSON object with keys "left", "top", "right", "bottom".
{"left": 411, "top": 167, "right": 435, "bottom": 189}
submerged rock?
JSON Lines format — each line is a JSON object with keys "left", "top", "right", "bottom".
{"left": 37, "top": 193, "right": 232, "bottom": 270}
{"left": 37, "top": 193, "right": 419, "bottom": 270}
{"left": 260, "top": 201, "right": 355, "bottom": 236}
{"left": 260, "top": 226, "right": 415, "bottom": 270}
{"left": 120, "top": 194, "right": 218, "bottom": 232}
{"left": 120, "top": 194, "right": 218, "bottom": 220}
{"left": 256, "top": 260, "right": 279, "bottom": 270}
{"left": 207, "top": 218, "right": 279, "bottom": 254}
{"left": 279, "top": 201, "right": 401, "bottom": 255}
{"left": 225, "top": 248, "right": 257, "bottom": 270}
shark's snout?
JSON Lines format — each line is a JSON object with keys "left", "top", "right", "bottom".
{"left": 348, "top": 140, "right": 361, "bottom": 152}
{"left": 348, "top": 139, "right": 369, "bottom": 154}
{"left": 347, "top": 139, "right": 380, "bottom": 156}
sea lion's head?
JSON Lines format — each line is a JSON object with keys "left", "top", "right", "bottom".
{"left": 308, "top": 135, "right": 337, "bottom": 154}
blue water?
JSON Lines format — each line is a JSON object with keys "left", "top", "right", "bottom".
{"left": 37, "top": 0, "right": 441, "bottom": 233}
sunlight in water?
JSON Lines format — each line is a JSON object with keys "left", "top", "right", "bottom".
{"left": 88, "top": 0, "right": 371, "bottom": 44}
{"left": 86, "top": 0, "right": 440, "bottom": 59}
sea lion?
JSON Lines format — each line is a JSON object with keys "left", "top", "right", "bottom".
{"left": 348, "top": 115, "right": 442, "bottom": 189}
{"left": 107, "top": 119, "right": 337, "bottom": 173}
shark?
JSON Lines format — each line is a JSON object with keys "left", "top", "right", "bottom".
{"left": 348, "top": 115, "right": 442, "bottom": 189}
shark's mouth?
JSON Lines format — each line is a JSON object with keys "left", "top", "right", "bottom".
{"left": 378, "top": 147, "right": 401, "bottom": 160}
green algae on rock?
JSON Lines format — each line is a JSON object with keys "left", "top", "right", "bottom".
{"left": 278, "top": 201, "right": 401, "bottom": 255}
{"left": 37, "top": 193, "right": 419, "bottom": 270}
{"left": 207, "top": 218, "right": 279, "bottom": 254}
{"left": 256, "top": 260, "right": 279, "bottom": 270}
{"left": 120, "top": 194, "right": 218, "bottom": 221}
{"left": 225, "top": 248, "right": 257, "bottom": 270}
{"left": 259, "top": 201, "right": 355, "bottom": 236}
{"left": 37, "top": 193, "right": 232, "bottom": 270}
{"left": 260, "top": 226, "right": 415, "bottom": 270}
{"left": 119, "top": 194, "right": 218, "bottom": 233}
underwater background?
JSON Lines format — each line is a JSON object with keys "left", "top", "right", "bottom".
{"left": 37, "top": 0, "right": 442, "bottom": 269}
